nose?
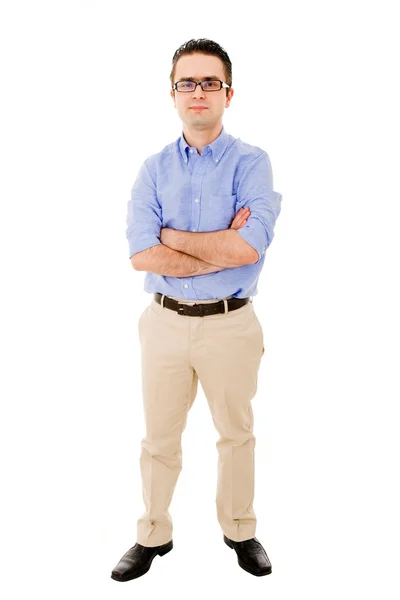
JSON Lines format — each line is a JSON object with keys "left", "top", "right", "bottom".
{"left": 192, "top": 82, "right": 206, "bottom": 99}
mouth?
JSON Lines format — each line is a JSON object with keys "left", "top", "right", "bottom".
{"left": 189, "top": 107, "right": 207, "bottom": 110}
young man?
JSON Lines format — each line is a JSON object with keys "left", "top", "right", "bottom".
{"left": 111, "top": 38, "right": 282, "bottom": 581}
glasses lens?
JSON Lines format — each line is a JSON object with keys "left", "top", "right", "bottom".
{"left": 201, "top": 81, "right": 221, "bottom": 91}
{"left": 176, "top": 81, "right": 196, "bottom": 92}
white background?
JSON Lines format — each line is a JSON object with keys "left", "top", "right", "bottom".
{"left": 1, "top": 0, "right": 399, "bottom": 598}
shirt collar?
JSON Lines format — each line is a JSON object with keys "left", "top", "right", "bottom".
{"left": 178, "top": 124, "right": 229, "bottom": 163}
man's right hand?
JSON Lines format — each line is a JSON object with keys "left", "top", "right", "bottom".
{"left": 230, "top": 206, "right": 250, "bottom": 230}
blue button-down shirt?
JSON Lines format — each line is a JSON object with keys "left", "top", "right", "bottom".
{"left": 126, "top": 125, "right": 282, "bottom": 299}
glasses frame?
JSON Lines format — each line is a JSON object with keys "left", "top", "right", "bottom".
{"left": 173, "top": 79, "right": 230, "bottom": 93}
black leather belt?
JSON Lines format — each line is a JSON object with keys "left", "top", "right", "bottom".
{"left": 154, "top": 293, "right": 250, "bottom": 317}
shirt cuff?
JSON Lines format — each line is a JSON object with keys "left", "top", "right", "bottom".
{"left": 236, "top": 224, "right": 268, "bottom": 262}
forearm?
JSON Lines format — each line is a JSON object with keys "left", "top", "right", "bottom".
{"left": 132, "top": 243, "right": 224, "bottom": 277}
{"left": 164, "top": 229, "right": 253, "bottom": 268}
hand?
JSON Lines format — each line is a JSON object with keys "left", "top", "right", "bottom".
{"left": 160, "top": 227, "right": 176, "bottom": 248}
{"left": 230, "top": 206, "right": 250, "bottom": 230}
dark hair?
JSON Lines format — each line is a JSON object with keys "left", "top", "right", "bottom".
{"left": 170, "top": 38, "right": 232, "bottom": 97}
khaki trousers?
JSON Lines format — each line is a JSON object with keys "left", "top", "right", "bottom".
{"left": 136, "top": 294, "right": 265, "bottom": 546}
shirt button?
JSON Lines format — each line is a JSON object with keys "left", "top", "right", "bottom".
{"left": 192, "top": 228, "right": 196, "bottom": 232}
{"left": 194, "top": 198, "right": 199, "bottom": 203}
{"left": 184, "top": 284, "right": 188, "bottom": 288}
{"left": 190, "top": 149, "right": 193, "bottom": 153}
{"left": 215, "top": 158, "right": 219, "bottom": 162}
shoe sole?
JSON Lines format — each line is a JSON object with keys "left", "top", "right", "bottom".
{"left": 111, "top": 540, "right": 173, "bottom": 582}
{"left": 224, "top": 535, "right": 272, "bottom": 577}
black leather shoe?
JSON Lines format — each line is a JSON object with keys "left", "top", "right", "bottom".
{"left": 111, "top": 539, "right": 173, "bottom": 582}
{"left": 224, "top": 534, "right": 272, "bottom": 576}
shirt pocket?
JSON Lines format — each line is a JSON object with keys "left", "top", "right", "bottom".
{"left": 208, "top": 193, "right": 237, "bottom": 229}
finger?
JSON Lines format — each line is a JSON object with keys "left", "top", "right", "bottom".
{"left": 236, "top": 209, "right": 249, "bottom": 219}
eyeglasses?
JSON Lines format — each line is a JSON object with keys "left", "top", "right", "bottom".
{"left": 173, "top": 79, "right": 230, "bottom": 92}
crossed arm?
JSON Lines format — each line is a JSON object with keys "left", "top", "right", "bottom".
{"left": 160, "top": 227, "right": 258, "bottom": 268}
{"left": 132, "top": 226, "right": 258, "bottom": 277}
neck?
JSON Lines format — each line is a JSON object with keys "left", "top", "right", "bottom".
{"left": 182, "top": 122, "right": 223, "bottom": 155}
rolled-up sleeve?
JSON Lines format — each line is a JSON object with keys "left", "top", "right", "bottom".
{"left": 236, "top": 151, "right": 282, "bottom": 262}
{"left": 126, "top": 158, "right": 162, "bottom": 259}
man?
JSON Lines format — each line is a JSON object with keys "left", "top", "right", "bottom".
{"left": 111, "top": 38, "right": 282, "bottom": 581}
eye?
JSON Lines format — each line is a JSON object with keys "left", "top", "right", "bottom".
{"left": 180, "top": 81, "right": 195, "bottom": 89}
{"left": 203, "top": 81, "right": 220, "bottom": 90}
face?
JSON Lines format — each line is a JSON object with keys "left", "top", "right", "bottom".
{"left": 170, "top": 52, "right": 234, "bottom": 131}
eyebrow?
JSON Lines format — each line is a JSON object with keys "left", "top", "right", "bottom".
{"left": 177, "top": 75, "right": 220, "bottom": 81}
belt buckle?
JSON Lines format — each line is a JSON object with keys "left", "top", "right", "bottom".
{"left": 177, "top": 303, "right": 205, "bottom": 317}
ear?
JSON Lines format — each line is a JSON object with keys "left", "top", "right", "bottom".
{"left": 170, "top": 89, "right": 176, "bottom": 107}
{"left": 225, "top": 88, "right": 234, "bottom": 108}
